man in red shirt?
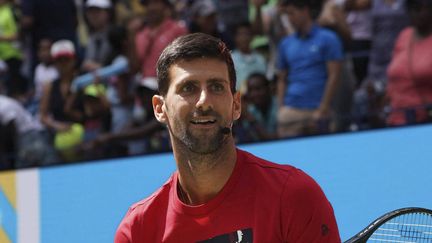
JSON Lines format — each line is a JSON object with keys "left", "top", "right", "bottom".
{"left": 132, "top": 0, "right": 188, "bottom": 88}
{"left": 115, "top": 33, "right": 341, "bottom": 243}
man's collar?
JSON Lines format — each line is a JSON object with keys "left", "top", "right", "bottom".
{"left": 295, "top": 24, "right": 318, "bottom": 39}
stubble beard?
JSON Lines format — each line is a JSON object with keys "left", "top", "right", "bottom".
{"left": 170, "top": 117, "right": 227, "bottom": 155}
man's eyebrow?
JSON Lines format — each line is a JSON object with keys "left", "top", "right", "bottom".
{"left": 207, "top": 78, "right": 229, "bottom": 84}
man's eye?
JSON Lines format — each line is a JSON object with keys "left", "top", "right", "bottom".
{"left": 181, "top": 84, "right": 196, "bottom": 93}
{"left": 210, "top": 83, "right": 225, "bottom": 92}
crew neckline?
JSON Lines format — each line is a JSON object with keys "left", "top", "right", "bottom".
{"left": 170, "top": 149, "right": 245, "bottom": 216}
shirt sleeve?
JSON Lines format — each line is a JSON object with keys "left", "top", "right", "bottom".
{"left": 114, "top": 208, "right": 133, "bottom": 243}
{"left": 281, "top": 169, "right": 341, "bottom": 243}
{"left": 323, "top": 31, "right": 344, "bottom": 61}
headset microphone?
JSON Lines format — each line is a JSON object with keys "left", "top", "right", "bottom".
{"left": 221, "top": 121, "right": 233, "bottom": 135}
{"left": 221, "top": 127, "right": 231, "bottom": 134}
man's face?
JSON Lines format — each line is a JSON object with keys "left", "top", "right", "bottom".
{"left": 153, "top": 58, "right": 241, "bottom": 154}
{"left": 284, "top": 5, "right": 308, "bottom": 31}
{"left": 145, "top": 1, "right": 167, "bottom": 25}
{"left": 86, "top": 7, "right": 110, "bottom": 30}
{"left": 246, "top": 76, "right": 269, "bottom": 107}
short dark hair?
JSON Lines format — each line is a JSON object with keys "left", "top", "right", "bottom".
{"left": 156, "top": 33, "right": 236, "bottom": 96}
{"left": 280, "top": 0, "right": 323, "bottom": 19}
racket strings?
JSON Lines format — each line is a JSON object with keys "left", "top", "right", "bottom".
{"left": 368, "top": 212, "right": 432, "bottom": 242}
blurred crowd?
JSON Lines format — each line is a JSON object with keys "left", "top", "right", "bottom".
{"left": 1, "top": 0, "right": 431, "bottom": 170}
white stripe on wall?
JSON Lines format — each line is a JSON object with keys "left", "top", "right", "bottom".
{"left": 17, "top": 169, "right": 40, "bottom": 243}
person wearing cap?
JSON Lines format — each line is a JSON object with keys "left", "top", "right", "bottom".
{"left": 187, "top": 0, "right": 234, "bottom": 49}
{"left": 82, "top": 0, "right": 114, "bottom": 72}
{"left": 131, "top": 0, "right": 188, "bottom": 88}
{"left": 39, "top": 39, "right": 84, "bottom": 161}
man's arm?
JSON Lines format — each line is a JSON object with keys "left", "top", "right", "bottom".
{"left": 277, "top": 69, "right": 288, "bottom": 108}
{"left": 313, "top": 61, "right": 342, "bottom": 120}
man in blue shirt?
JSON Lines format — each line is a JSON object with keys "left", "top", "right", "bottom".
{"left": 276, "top": 0, "right": 343, "bottom": 138}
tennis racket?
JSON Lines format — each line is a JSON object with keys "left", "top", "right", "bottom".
{"left": 344, "top": 207, "right": 432, "bottom": 243}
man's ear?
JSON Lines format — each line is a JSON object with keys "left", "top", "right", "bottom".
{"left": 152, "top": 95, "right": 167, "bottom": 123}
{"left": 232, "top": 91, "right": 242, "bottom": 121}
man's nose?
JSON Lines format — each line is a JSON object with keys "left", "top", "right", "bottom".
{"left": 196, "top": 89, "right": 212, "bottom": 111}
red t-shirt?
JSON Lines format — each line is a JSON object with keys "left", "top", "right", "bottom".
{"left": 387, "top": 27, "right": 432, "bottom": 125}
{"left": 135, "top": 19, "right": 188, "bottom": 78}
{"left": 115, "top": 149, "right": 340, "bottom": 242}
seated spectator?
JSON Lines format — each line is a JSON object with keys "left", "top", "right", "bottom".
{"left": 276, "top": 0, "right": 343, "bottom": 138}
{"left": 81, "top": 0, "right": 114, "bottom": 72}
{"left": 132, "top": 0, "right": 187, "bottom": 89}
{"left": 231, "top": 22, "right": 267, "bottom": 93}
{"left": 20, "top": 0, "right": 78, "bottom": 75}
{"left": 68, "top": 82, "right": 113, "bottom": 160}
{"left": 90, "top": 82, "right": 169, "bottom": 156}
{"left": 386, "top": 0, "right": 432, "bottom": 126}
{"left": 39, "top": 40, "right": 84, "bottom": 162}
{"left": 33, "top": 39, "right": 58, "bottom": 105}
{"left": 0, "top": 0, "right": 24, "bottom": 96}
{"left": 188, "top": 0, "right": 234, "bottom": 49}
{"left": 0, "top": 95, "right": 59, "bottom": 169}
{"left": 234, "top": 73, "right": 278, "bottom": 143}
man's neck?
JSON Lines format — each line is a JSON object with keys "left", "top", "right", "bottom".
{"left": 298, "top": 20, "right": 314, "bottom": 38}
{"left": 173, "top": 138, "right": 237, "bottom": 205}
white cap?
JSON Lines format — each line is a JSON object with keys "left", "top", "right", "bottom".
{"left": 86, "top": 0, "right": 112, "bottom": 9}
{"left": 50, "top": 40, "right": 75, "bottom": 59}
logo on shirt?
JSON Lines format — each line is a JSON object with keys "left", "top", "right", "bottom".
{"left": 197, "top": 228, "right": 253, "bottom": 243}
{"left": 321, "top": 224, "right": 329, "bottom": 236}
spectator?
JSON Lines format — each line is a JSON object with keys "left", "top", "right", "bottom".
{"left": 344, "top": 0, "right": 372, "bottom": 86}
{"left": 234, "top": 73, "right": 278, "bottom": 143}
{"left": 0, "top": 0, "right": 24, "bottom": 96}
{"left": 0, "top": 95, "right": 59, "bottom": 169}
{"left": 348, "top": 0, "right": 409, "bottom": 129}
{"left": 91, "top": 83, "right": 169, "bottom": 156}
{"left": 68, "top": 82, "right": 112, "bottom": 160}
{"left": 132, "top": 0, "right": 187, "bottom": 89}
{"left": 216, "top": 0, "right": 249, "bottom": 37}
{"left": 386, "top": 0, "right": 432, "bottom": 126}
{"left": 82, "top": 0, "right": 114, "bottom": 72}
{"left": 276, "top": 0, "right": 343, "bottom": 138}
{"left": 231, "top": 22, "right": 267, "bottom": 93}
{"left": 251, "top": 0, "right": 295, "bottom": 80}
{"left": 20, "top": 0, "right": 78, "bottom": 73}
{"left": 188, "top": 0, "right": 234, "bottom": 49}
{"left": 39, "top": 40, "right": 84, "bottom": 162}
{"left": 33, "top": 38, "right": 58, "bottom": 104}
{"left": 318, "top": 0, "right": 356, "bottom": 132}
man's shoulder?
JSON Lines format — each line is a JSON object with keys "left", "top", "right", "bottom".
{"left": 279, "top": 34, "right": 297, "bottom": 46}
{"left": 126, "top": 175, "right": 174, "bottom": 218}
{"left": 314, "top": 26, "right": 341, "bottom": 42}
{"left": 238, "top": 149, "right": 301, "bottom": 179}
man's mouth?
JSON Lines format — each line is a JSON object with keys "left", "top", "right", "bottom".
{"left": 190, "top": 118, "right": 217, "bottom": 125}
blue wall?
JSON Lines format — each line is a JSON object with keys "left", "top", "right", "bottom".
{"left": 38, "top": 124, "right": 432, "bottom": 242}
